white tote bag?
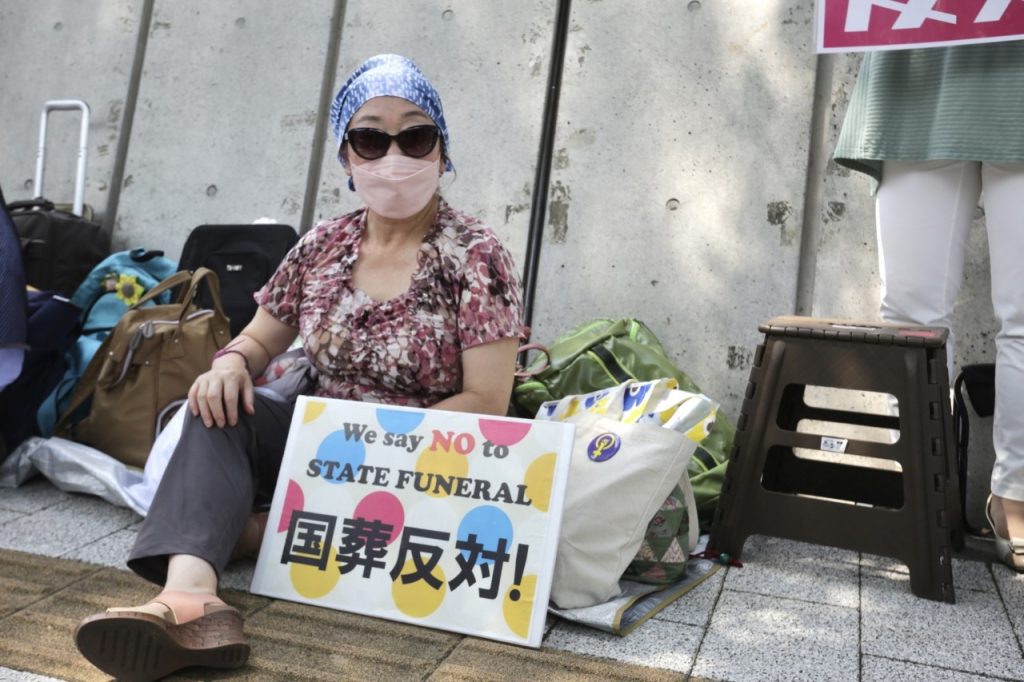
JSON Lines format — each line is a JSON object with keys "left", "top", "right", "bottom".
{"left": 537, "top": 379, "right": 715, "bottom": 609}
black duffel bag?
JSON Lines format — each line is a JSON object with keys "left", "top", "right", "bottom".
{"left": 178, "top": 223, "right": 298, "bottom": 337}
{"left": 11, "top": 198, "right": 110, "bottom": 296}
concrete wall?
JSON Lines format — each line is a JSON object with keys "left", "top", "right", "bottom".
{"left": 0, "top": 0, "right": 1001, "bottom": 425}
{"left": 0, "top": 0, "right": 143, "bottom": 217}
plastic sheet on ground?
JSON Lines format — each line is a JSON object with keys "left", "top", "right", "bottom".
{"left": 548, "top": 536, "right": 720, "bottom": 636}
{"left": 0, "top": 435, "right": 147, "bottom": 514}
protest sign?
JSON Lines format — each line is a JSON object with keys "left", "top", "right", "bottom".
{"left": 250, "top": 396, "right": 574, "bottom": 648}
{"left": 817, "top": 0, "right": 1024, "bottom": 52}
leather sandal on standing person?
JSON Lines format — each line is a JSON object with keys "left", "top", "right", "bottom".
{"left": 986, "top": 494, "right": 1024, "bottom": 572}
{"left": 74, "top": 590, "right": 249, "bottom": 682}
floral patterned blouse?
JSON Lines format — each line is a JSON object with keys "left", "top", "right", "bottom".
{"left": 255, "top": 200, "right": 526, "bottom": 408}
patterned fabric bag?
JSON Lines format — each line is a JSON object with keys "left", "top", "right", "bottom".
{"left": 623, "top": 482, "right": 696, "bottom": 583}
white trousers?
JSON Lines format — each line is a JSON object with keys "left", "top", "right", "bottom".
{"left": 876, "top": 160, "right": 1024, "bottom": 501}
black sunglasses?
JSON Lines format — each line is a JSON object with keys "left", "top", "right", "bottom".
{"left": 343, "top": 125, "right": 440, "bottom": 160}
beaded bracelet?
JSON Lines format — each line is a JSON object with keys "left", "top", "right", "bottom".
{"left": 212, "top": 347, "right": 251, "bottom": 374}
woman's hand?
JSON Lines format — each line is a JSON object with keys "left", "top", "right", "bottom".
{"left": 189, "top": 309, "right": 300, "bottom": 428}
{"left": 188, "top": 355, "right": 255, "bottom": 429}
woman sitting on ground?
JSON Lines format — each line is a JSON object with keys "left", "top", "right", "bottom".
{"left": 73, "top": 53, "right": 526, "bottom": 681}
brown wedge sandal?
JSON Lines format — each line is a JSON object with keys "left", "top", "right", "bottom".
{"left": 74, "top": 590, "right": 249, "bottom": 682}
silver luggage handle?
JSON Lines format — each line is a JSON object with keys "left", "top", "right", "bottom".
{"left": 34, "top": 99, "right": 90, "bottom": 218}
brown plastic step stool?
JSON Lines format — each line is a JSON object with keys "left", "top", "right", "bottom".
{"left": 710, "top": 316, "right": 963, "bottom": 602}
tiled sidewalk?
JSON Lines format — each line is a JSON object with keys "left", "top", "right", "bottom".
{"left": 2, "top": 477, "right": 1024, "bottom": 681}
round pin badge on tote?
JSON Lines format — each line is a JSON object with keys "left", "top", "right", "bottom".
{"left": 587, "top": 433, "right": 621, "bottom": 462}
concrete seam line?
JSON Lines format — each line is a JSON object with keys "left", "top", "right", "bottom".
{"left": 299, "top": 0, "right": 347, "bottom": 236}
{"left": 421, "top": 636, "right": 465, "bottom": 679}
{"left": 104, "top": 0, "right": 155, "bottom": 240}
{"left": 5, "top": 558, "right": 107, "bottom": 620}
{"left": 794, "top": 54, "right": 835, "bottom": 316}
{"left": 521, "top": 0, "right": 573, "bottom": 329}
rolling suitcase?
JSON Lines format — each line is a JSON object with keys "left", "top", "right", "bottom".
{"left": 11, "top": 100, "right": 110, "bottom": 296}
{"left": 178, "top": 223, "right": 298, "bottom": 337}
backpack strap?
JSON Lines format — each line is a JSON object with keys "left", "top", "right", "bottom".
{"left": 588, "top": 344, "right": 634, "bottom": 384}
{"left": 53, "top": 331, "right": 115, "bottom": 438}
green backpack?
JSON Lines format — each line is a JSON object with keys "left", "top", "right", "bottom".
{"left": 514, "top": 318, "right": 733, "bottom": 534}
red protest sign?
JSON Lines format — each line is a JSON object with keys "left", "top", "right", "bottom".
{"left": 817, "top": 0, "right": 1024, "bottom": 52}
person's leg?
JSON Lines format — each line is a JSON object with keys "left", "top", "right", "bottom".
{"left": 75, "top": 392, "right": 294, "bottom": 679}
{"left": 875, "top": 160, "right": 981, "bottom": 379}
{"left": 127, "top": 391, "right": 295, "bottom": 590}
{"left": 980, "top": 161, "right": 1024, "bottom": 569}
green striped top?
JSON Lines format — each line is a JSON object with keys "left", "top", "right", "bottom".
{"left": 833, "top": 42, "right": 1024, "bottom": 182}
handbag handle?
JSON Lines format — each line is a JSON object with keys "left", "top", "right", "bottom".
{"left": 128, "top": 270, "right": 194, "bottom": 310}
{"left": 515, "top": 343, "right": 550, "bottom": 379}
{"left": 174, "top": 267, "right": 227, "bottom": 323}
{"left": 125, "top": 268, "right": 227, "bottom": 322}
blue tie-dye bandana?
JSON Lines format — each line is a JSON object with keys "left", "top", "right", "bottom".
{"left": 329, "top": 54, "right": 452, "bottom": 180}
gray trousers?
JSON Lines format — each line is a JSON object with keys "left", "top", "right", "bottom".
{"left": 128, "top": 392, "right": 296, "bottom": 585}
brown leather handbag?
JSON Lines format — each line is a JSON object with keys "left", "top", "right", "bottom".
{"left": 55, "top": 268, "right": 230, "bottom": 467}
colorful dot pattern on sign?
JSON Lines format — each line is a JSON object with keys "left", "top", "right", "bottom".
{"left": 315, "top": 429, "right": 366, "bottom": 486}
{"left": 278, "top": 479, "right": 305, "bottom": 533}
{"left": 353, "top": 491, "right": 404, "bottom": 545}
{"left": 416, "top": 436, "right": 470, "bottom": 497}
{"left": 280, "top": 400, "right": 549, "bottom": 638}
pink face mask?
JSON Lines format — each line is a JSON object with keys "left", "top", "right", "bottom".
{"left": 350, "top": 155, "right": 440, "bottom": 219}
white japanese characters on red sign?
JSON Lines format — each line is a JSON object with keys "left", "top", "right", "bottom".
{"left": 817, "top": 0, "right": 1024, "bottom": 52}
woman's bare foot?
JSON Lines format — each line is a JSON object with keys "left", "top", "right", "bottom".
{"left": 988, "top": 494, "right": 1024, "bottom": 571}
{"left": 97, "top": 554, "right": 224, "bottom": 621}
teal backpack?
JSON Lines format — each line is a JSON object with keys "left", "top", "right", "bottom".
{"left": 514, "top": 318, "right": 733, "bottom": 534}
